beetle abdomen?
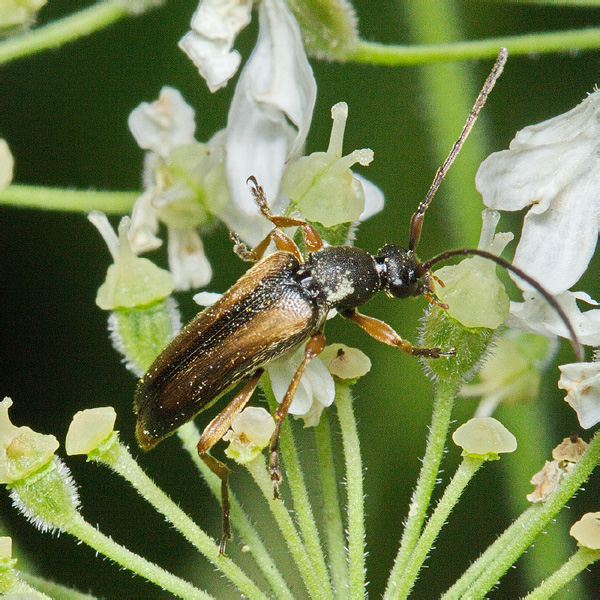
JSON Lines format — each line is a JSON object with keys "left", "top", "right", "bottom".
{"left": 135, "top": 251, "right": 323, "bottom": 449}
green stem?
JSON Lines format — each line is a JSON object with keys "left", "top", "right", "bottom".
{"left": 384, "top": 379, "right": 458, "bottom": 599}
{"left": 335, "top": 381, "right": 365, "bottom": 600}
{"left": 176, "top": 423, "right": 294, "bottom": 600}
{"left": 271, "top": 408, "right": 334, "bottom": 598}
{"left": 0, "top": 568, "right": 51, "bottom": 599}
{"left": 314, "top": 410, "right": 349, "bottom": 597}
{"left": 66, "top": 513, "right": 210, "bottom": 599}
{"left": 498, "top": 401, "right": 586, "bottom": 599}
{"left": 19, "top": 572, "right": 96, "bottom": 599}
{"left": 347, "top": 27, "right": 600, "bottom": 66}
{"left": 245, "top": 456, "right": 330, "bottom": 599}
{"left": 0, "top": 1, "right": 158, "bottom": 65}
{"left": 443, "top": 429, "right": 600, "bottom": 599}
{"left": 0, "top": 184, "right": 137, "bottom": 213}
{"left": 392, "top": 456, "right": 484, "bottom": 599}
{"left": 93, "top": 436, "right": 268, "bottom": 600}
{"left": 523, "top": 547, "right": 600, "bottom": 600}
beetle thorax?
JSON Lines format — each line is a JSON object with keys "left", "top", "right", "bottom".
{"left": 297, "top": 246, "right": 381, "bottom": 312}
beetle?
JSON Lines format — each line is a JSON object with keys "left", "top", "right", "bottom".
{"left": 133, "top": 48, "right": 580, "bottom": 553}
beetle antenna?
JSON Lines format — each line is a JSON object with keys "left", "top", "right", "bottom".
{"left": 418, "top": 247, "right": 584, "bottom": 362}
{"left": 408, "top": 48, "right": 508, "bottom": 252}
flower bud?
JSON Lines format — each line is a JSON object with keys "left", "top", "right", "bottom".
{"left": 0, "top": 398, "right": 58, "bottom": 485}
{"left": 282, "top": 102, "right": 373, "bottom": 228}
{"left": 65, "top": 407, "right": 117, "bottom": 456}
{"left": 224, "top": 407, "right": 276, "bottom": 464}
{"left": 452, "top": 416, "right": 517, "bottom": 459}
{"left": 570, "top": 512, "right": 600, "bottom": 550}
{"left": 319, "top": 343, "right": 371, "bottom": 380}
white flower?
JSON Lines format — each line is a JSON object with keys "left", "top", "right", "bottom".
{"left": 222, "top": 0, "right": 317, "bottom": 245}
{"left": 506, "top": 290, "right": 600, "bottom": 347}
{"left": 179, "top": 0, "right": 253, "bottom": 93}
{"left": 558, "top": 362, "right": 600, "bottom": 429}
{"left": 267, "top": 344, "right": 335, "bottom": 427}
{"left": 224, "top": 407, "right": 276, "bottom": 464}
{"left": 127, "top": 88, "right": 215, "bottom": 290}
{"left": 476, "top": 91, "right": 600, "bottom": 346}
{"left": 476, "top": 90, "right": 600, "bottom": 296}
{"left": 128, "top": 87, "right": 196, "bottom": 160}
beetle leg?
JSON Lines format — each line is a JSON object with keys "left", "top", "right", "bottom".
{"left": 341, "top": 309, "right": 456, "bottom": 358}
{"left": 269, "top": 332, "right": 326, "bottom": 497}
{"left": 247, "top": 176, "right": 324, "bottom": 253}
{"left": 197, "top": 368, "right": 264, "bottom": 554}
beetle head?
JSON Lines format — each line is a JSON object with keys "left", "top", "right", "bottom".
{"left": 375, "top": 244, "right": 431, "bottom": 299}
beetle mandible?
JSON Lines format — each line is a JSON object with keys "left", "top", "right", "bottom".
{"left": 133, "top": 48, "right": 580, "bottom": 553}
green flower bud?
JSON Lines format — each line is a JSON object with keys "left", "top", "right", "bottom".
{"left": 452, "top": 416, "right": 517, "bottom": 460}
{"left": 282, "top": 102, "right": 373, "bottom": 227}
{"left": 65, "top": 407, "right": 117, "bottom": 456}
{"left": 92, "top": 214, "right": 174, "bottom": 311}
{"left": 0, "top": 398, "right": 58, "bottom": 485}
{"left": 89, "top": 213, "right": 181, "bottom": 375}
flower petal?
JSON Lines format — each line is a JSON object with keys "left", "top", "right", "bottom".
{"left": 225, "top": 0, "right": 316, "bottom": 226}
{"left": 476, "top": 90, "right": 600, "bottom": 295}
{"left": 128, "top": 87, "right": 196, "bottom": 160}
{"left": 167, "top": 227, "right": 212, "bottom": 291}
{"left": 179, "top": 0, "right": 252, "bottom": 92}
{"left": 507, "top": 290, "right": 600, "bottom": 347}
{"left": 558, "top": 362, "right": 600, "bottom": 429}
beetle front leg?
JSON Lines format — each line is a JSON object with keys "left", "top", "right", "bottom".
{"left": 341, "top": 309, "right": 455, "bottom": 358}
{"left": 196, "top": 368, "right": 264, "bottom": 554}
{"left": 270, "top": 332, "right": 327, "bottom": 497}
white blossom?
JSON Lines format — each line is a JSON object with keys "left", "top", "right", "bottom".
{"left": 128, "top": 87, "right": 196, "bottom": 160}
{"left": 476, "top": 90, "right": 600, "bottom": 296}
{"left": 267, "top": 345, "right": 335, "bottom": 427}
{"left": 223, "top": 0, "right": 316, "bottom": 245}
{"left": 127, "top": 88, "right": 215, "bottom": 290}
{"left": 179, "top": 0, "right": 252, "bottom": 93}
{"left": 558, "top": 362, "right": 600, "bottom": 429}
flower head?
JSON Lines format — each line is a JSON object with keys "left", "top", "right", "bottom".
{"left": 179, "top": 0, "right": 253, "bottom": 93}
{"left": 527, "top": 435, "right": 588, "bottom": 502}
{"left": 434, "top": 209, "right": 512, "bottom": 330}
{"left": 570, "top": 512, "right": 600, "bottom": 550}
{"left": 65, "top": 407, "right": 117, "bottom": 456}
{"left": 282, "top": 102, "right": 383, "bottom": 229}
{"left": 319, "top": 343, "right": 371, "bottom": 380}
{"left": 128, "top": 87, "right": 218, "bottom": 290}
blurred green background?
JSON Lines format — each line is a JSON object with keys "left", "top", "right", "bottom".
{"left": 1, "top": 0, "right": 599, "bottom": 597}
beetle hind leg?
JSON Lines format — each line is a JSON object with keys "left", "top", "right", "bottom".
{"left": 269, "top": 332, "right": 326, "bottom": 497}
{"left": 196, "top": 368, "right": 264, "bottom": 554}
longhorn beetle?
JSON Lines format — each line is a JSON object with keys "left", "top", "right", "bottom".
{"left": 134, "top": 48, "right": 581, "bottom": 553}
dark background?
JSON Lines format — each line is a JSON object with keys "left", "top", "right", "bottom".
{"left": 1, "top": 1, "right": 599, "bottom": 598}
